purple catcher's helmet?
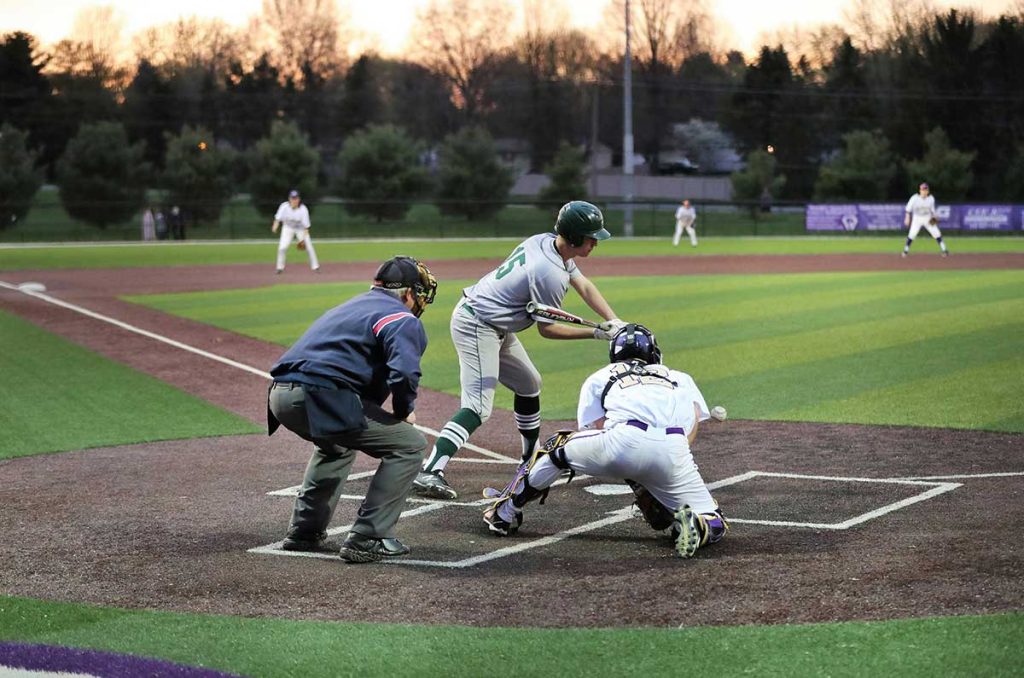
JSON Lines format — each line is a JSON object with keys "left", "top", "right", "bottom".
{"left": 609, "top": 323, "right": 661, "bottom": 364}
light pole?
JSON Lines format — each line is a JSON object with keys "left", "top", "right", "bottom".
{"left": 623, "top": 0, "right": 634, "bottom": 237}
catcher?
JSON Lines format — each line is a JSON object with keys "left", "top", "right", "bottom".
{"left": 482, "top": 324, "right": 728, "bottom": 558}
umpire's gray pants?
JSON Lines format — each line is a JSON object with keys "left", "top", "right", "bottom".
{"left": 269, "top": 383, "right": 427, "bottom": 539}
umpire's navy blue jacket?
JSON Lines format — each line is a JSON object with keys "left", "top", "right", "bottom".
{"left": 271, "top": 288, "right": 428, "bottom": 420}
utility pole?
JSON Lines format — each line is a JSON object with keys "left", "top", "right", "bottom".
{"left": 590, "top": 84, "right": 599, "bottom": 198}
{"left": 623, "top": 0, "right": 635, "bottom": 237}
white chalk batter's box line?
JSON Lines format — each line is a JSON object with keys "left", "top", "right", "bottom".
{"left": 248, "top": 469, "right": 974, "bottom": 568}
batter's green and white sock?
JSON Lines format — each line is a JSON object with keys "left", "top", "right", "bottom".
{"left": 422, "top": 408, "right": 482, "bottom": 473}
{"left": 514, "top": 394, "right": 541, "bottom": 461}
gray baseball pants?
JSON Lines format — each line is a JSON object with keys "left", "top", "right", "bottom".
{"left": 268, "top": 382, "right": 427, "bottom": 538}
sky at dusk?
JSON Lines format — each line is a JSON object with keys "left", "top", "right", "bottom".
{"left": 1, "top": 0, "right": 1018, "bottom": 57}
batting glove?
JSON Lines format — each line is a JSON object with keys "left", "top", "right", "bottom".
{"left": 594, "top": 318, "right": 627, "bottom": 341}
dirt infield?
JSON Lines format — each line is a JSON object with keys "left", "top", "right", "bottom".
{"left": 1, "top": 254, "right": 1022, "bottom": 629}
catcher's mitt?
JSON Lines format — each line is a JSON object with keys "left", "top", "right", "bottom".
{"left": 297, "top": 238, "right": 307, "bottom": 251}
{"left": 627, "top": 480, "right": 674, "bottom": 531}
{"left": 929, "top": 217, "right": 939, "bottom": 225}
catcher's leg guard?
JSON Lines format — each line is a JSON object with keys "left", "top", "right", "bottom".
{"left": 482, "top": 430, "right": 575, "bottom": 535}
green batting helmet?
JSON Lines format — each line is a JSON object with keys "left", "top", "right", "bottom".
{"left": 554, "top": 201, "right": 611, "bottom": 247}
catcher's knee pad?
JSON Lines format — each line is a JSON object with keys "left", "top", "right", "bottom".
{"left": 541, "top": 429, "right": 574, "bottom": 470}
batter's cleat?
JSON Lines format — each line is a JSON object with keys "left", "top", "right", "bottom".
{"left": 276, "top": 268, "right": 284, "bottom": 274}
{"left": 941, "top": 251, "right": 949, "bottom": 257}
{"left": 900, "top": 252, "right": 908, "bottom": 258}
{"left": 281, "top": 529, "right": 329, "bottom": 552}
{"left": 338, "top": 534, "right": 411, "bottom": 563}
{"left": 672, "top": 505, "right": 704, "bottom": 559}
{"left": 413, "top": 470, "right": 458, "bottom": 500}
{"left": 483, "top": 506, "right": 523, "bottom": 536}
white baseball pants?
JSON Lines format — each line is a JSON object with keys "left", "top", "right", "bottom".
{"left": 908, "top": 218, "right": 942, "bottom": 240}
{"left": 529, "top": 422, "right": 717, "bottom": 514}
{"left": 276, "top": 226, "right": 319, "bottom": 270}
{"left": 673, "top": 221, "right": 697, "bottom": 247}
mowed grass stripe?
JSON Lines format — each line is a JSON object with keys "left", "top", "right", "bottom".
{"left": 127, "top": 270, "right": 1024, "bottom": 431}
{"left": 780, "top": 356, "right": 1024, "bottom": 431}
{"left": 1, "top": 595, "right": 1022, "bottom": 678}
{"left": 707, "top": 325, "right": 1024, "bottom": 431}
{"left": 5, "top": 236, "right": 1024, "bottom": 271}
{"left": 0, "top": 310, "right": 260, "bottom": 459}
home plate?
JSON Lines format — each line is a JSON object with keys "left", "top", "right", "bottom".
{"left": 584, "top": 483, "right": 633, "bottom": 496}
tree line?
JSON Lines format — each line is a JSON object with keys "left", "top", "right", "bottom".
{"left": 1, "top": 0, "right": 1023, "bottom": 231}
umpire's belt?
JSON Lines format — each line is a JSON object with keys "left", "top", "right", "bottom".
{"left": 626, "top": 419, "right": 686, "bottom": 436}
{"left": 459, "top": 296, "right": 506, "bottom": 335}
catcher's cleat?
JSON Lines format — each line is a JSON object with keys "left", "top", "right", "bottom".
{"left": 281, "top": 529, "right": 329, "bottom": 553}
{"left": 483, "top": 505, "right": 523, "bottom": 536}
{"left": 338, "top": 534, "right": 410, "bottom": 563}
{"left": 413, "top": 470, "right": 458, "bottom": 500}
{"left": 673, "top": 505, "right": 703, "bottom": 558}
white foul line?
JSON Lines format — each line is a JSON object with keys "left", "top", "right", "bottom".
{"left": 0, "top": 280, "right": 517, "bottom": 463}
{"left": 895, "top": 471, "right": 1024, "bottom": 481}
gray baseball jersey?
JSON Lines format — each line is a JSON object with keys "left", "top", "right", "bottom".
{"left": 463, "top": 233, "right": 582, "bottom": 332}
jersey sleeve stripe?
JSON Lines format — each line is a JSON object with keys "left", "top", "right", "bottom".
{"left": 373, "top": 312, "right": 415, "bottom": 335}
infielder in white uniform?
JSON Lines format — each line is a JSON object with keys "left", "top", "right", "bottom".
{"left": 672, "top": 199, "right": 697, "bottom": 247}
{"left": 902, "top": 182, "right": 948, "bottom": 257}
{"left": 482, "top": 324, "right": 728, "bottom": 558}
{"left": 412, "top": 201, "right": 628, "bottom": 500}
{"left": 272, "top": 189, "right": 320, "bottom": 273}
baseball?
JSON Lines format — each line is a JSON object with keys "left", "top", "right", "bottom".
{"left": 710, "top": 406, "right": 727, "bottom": 421}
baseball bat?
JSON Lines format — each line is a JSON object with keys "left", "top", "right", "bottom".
{"left": 526, "top": 301, "right": 601, "bottom": 329}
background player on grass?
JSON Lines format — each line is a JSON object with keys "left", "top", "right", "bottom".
{"left": 413, "top": 201, "right": 630, "bottom": 501}
{"left": 272, "top": 189, "right": 320, "bottom": 273}
{"left": 902, "top": 182, "right": 949, "bottom": 257}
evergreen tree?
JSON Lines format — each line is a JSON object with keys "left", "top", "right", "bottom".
{"left": 731, "top": 149, "right": 786, "bottom": 212}
{"left": 436, "top": 127, "right": 514, "bottom": 220}
{"left": 162, "top": 126, "right": 236, "bottom": 224}
{"left": 537, "top": 142, "right": 587, "bottom": 212}
{"left": 248, "top": 120, "right": 320, "bottom": 219}
{"left": 814, "top": 129, "right": 895, "bottom": 201}
{"left": 904, "top": 127, "right": 975, "bottom": 199}
{"left": 0, "top": 124, "right": 42, "bottom": 229}
{"left": 57, "top": 122, "right": 148, "bottom": 228}
{"left": 335, "top": 124, "right": 429, "bottom": 222}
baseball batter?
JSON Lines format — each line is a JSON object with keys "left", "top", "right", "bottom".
{"left": 482, "top": 324, "right": 729, "bottom": 558}
{"left": 272, "top": 189, "right": 320, "bottom": 273}
{"left": 412, "top": 201, "right": 628, "bottom": 500}
{"left": 672, "top": 199, "right": 697, "bottom": 247}
{"left": 902, "top": 182, "right": 948, "bottom": 257}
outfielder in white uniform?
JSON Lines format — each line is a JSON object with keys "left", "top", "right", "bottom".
{"left": 672, "top": 199, "right": 697, "bottom": 247}
{"left": 272, "top": 189, "right": 320, "bottom": 273}
{"left": 482, "top": 324, "right": 728, "bottom": 558}
{"left": 902, "top": 182, "right": 948, "bottom": 257}
{"left": 412, "top": 201, "right": 628, "bottom": 500}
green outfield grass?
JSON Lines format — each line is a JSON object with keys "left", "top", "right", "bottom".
{"left": 0, "top": 310, "right": 260, "bottom": 459}
{"left": 3, "top": 235, "right": 1024, "bottom": 271}
{"left": 1, "top": 596, "right": 1020, "bottom": 677}
{"left": 126, "top": 269, "right": 1024, "bottom": 433}
{"left": 3, "top": 189, "right": 806, "bottom": 242}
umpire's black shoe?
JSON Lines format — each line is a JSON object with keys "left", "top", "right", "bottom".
{"left": 281, "top": 529, "right": 329, "bottom": 552}
{"left": 338, "top": 533, "right": 411, "bottom": 563}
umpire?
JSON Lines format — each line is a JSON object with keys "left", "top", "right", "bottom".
{"left": 267, "top": 256, "right": 437, "bottom": 563}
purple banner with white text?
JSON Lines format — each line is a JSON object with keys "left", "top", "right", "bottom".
{"left": 807, "top": 204, "right": 1023, "bottom": 232}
